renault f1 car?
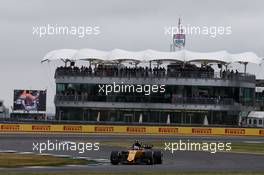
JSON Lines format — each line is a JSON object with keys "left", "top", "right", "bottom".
{"left": 110, "top": 141, "right": 162, "bottom": 165}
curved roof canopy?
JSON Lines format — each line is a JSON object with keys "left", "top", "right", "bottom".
{"left": 42, "top": 49, "right": 78, "bottom": 62}
{"left": 107, "top": 49, "right": 145, "bottom": 62}
{"left": 185, "top": 50, "right": 230, "bottom": 63}
{"left": 42, "top": 49, "right": 263, "bottom": 65}
{"left": 248, "top": 111, "right": 264, "bottom": 119}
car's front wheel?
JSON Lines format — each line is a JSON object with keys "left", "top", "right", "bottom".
{"left": 144, "top": 151, "right": 154, "bottom": 165}
{"left": 153, "top": 150, "right": 162, "bottom": 164}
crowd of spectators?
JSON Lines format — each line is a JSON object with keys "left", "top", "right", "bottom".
{"left": 56, "top": 64, "right": 217, "bottom": 78}
{"left": 221, "top": 69, "right": 239, "bottom": 79}
{"left": 55, "top": 63, "right": 248, "bottom": 81}
{"left": 167, "top": 63, "right": 215, "bottom": 78}
{"left": 56, "top": 65, "right": 168, "bottom": 78}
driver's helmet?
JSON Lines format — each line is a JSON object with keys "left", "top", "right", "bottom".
{"left": 133, "top": 140, "right": 141, "bottom": 149}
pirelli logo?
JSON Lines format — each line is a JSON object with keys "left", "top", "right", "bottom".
{"left": 127, "top": 127, "right": 146, "bottom": 133}
{"left": 63, "top": 125, "right": 82, "bottom": 131}
{"left": 32, "top": 125, "right": 51, "bottom": 131}
{"left": 159, "top": 127, "right": 178, "bottom": 133}
{"left": 192, "top": 128, "right": 212, "bottom": 134}
{"left": 94, "top": 126, "right": 114, "bottom": 132}
{"left": 225, "top": 129, "right": 245, "bottom": 135}
{"left": 0, "top": 124, "right": 20, "bottom": 131}
{"left": 259, "top": 130, "right": 264, "bottom": 135}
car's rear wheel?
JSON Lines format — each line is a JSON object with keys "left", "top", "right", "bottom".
{"left": 153, "top": 150, "right": 162, "bottom": 164}
{"left": 144, "top": 151, "right": 154, "bottom": 165}
{"left": 110, "top": 151, "right": 120, "bottom": 165}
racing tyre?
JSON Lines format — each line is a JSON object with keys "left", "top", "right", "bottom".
{"left": 110, "top": 151, "right": 120, "bottom": 165}
{"left": 144, "top": 151, "right": 154, "bottom": 165}
{"left": 153, "top": 150, "right": 162, "bottom": 164}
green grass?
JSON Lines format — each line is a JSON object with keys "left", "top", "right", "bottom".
{"left": 0, "top": 153, "right": 95, "bottom": 168}
{"left": 231, "top": 142, "right": 264, "bottom": 153}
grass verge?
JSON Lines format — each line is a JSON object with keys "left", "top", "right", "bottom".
{"left": 231, "top": 142, "right": 264, "bottom": 153}
{"left": 0, "top": 153, "right": 95, "bottom": 168}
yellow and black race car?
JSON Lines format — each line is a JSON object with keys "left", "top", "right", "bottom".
{"left": 110, "top": 141, "right": 162, "bottom": 165}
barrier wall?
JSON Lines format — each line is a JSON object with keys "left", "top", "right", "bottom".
{"left": 0, "top": 123, "right": 263, "bottom": 136}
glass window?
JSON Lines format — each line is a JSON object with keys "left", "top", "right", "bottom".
{"left": 56, "top": 84, "right": 65, "bottom": 92}
{"left": 243, "top": 88, "right": 253, "bottom": 103}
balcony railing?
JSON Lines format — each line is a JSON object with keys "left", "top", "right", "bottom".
{"left": 55, "top": 68, "right": 256, "bottom": 83}
{"left": 55, "top": 95, "right": 235, "bottom": 106}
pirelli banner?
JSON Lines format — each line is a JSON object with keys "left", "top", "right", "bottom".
{"left": 0, "top": 123, "right": 263, "bottom": 136}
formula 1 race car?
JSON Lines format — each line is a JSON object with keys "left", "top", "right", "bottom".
{"left": 110, "top": 141, "right": 162, "bottom": 165}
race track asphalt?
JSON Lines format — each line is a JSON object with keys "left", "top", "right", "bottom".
{"left": 0, "top": 133, "right": 264, "bottom": 173}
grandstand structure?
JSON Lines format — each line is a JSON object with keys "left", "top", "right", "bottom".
{"left": 43, "top": 49, "right": 263, "bottom": 126}
{"left": 256, "top": 79, "right": 264, "bottom": 111}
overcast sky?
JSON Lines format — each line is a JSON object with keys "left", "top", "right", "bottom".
{"left": 0, "top": 0, "right": 263, "bottom": 113}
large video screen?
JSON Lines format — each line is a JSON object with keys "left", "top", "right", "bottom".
{"left": 13, "top": 90, "right": 47, "bottom": 111}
